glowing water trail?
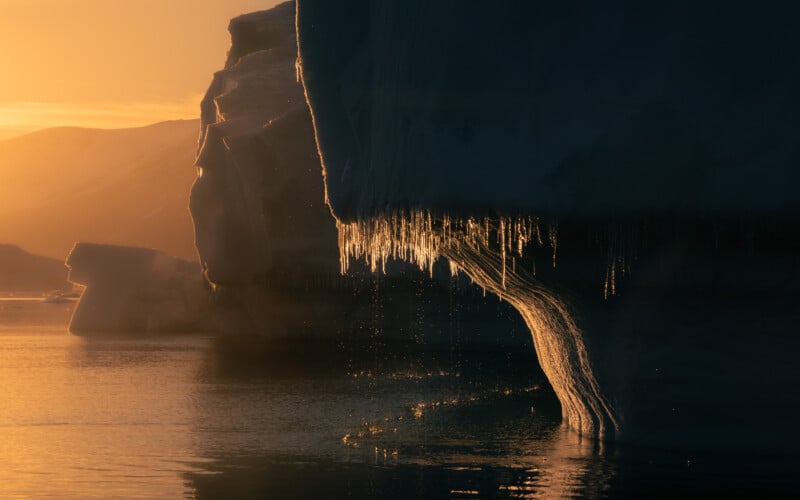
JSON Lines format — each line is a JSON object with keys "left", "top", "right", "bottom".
{"left": 336, "top": 211, "right": 620, "bottom": 437}
{"left": 444, "top": 243, "right": 619, "bottom": 437}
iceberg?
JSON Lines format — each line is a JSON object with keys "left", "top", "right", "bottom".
{"left": 189, "top": 2, "right": 533, "bottom": 352}
{"left": 296, "top": 0, "right": 800, "bottom": 449}
{"left": 67, "top": 243, "right": 211, "bottom": 334}
{"left": 193, "top": 3, "right": 339, "bottom": 290}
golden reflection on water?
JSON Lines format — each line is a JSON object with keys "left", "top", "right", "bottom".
{"left": 0, "top": 329, "right": 202, "bottom": 499}
{"left": 0, "top": 307, "right": 616, "bottom": 498}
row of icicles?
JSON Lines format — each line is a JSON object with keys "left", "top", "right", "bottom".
{"left": 336, "top": 211, "right": 627, "bottom": 298}
{"left": 337, "top": 212, "right": 556, "bottom": 280}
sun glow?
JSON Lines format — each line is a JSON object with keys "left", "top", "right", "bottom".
{"left": 0, "top": 0, "right": 283, "bottom": 138}
{"left": 0, "top": 98, "right": 203, "bottom": 136}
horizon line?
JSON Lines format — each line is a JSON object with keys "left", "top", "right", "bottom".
{"left": 0, "top": 96, "right": 204, "bottom": 140}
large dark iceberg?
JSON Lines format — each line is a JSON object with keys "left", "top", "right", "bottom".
{"left": 296, "top": 0, "right": 800, "bottom": 449}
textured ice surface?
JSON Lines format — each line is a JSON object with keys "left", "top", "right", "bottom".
{"left": 193, "top": 1, "right": 339, "bottom": 288}
{"left": 297, "top": 1, "right": 800, "bottom": 221}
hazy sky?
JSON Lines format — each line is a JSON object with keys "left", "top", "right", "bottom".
{"left": 0, "top": 0, "right": 283, "bottom": 136}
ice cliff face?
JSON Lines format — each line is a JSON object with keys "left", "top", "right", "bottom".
{"left": 297, "top": 1, "right": 800, "bottom": 447}
{"left": 192, "top": 2, "right": 337, "bottom": 289}
{"left": 189, "top": 1, "right": 532, "bottom": 348}
{"left": 191, "top": 2, "right": 354, "bottom": 336}
{"left": 297, "top": 1, "right": 800, "bottom": 220}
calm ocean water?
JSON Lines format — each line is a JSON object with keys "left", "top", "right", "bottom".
{"left": 1, "top": 301, "right": 798, "bottom": 498}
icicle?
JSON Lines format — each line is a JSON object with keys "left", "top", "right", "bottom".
{"left": 610, "top": 264, "right": 616, "bottom": 296}
{"left": 500, "top": 218, "right": 507, "bottom": 289}
{"left": 548, "top": 222, "right": 559, "bottom": 268}
{"left": 507, "top": 217, "right": 513, "bottom": 255}
{"left": 448, "top": 260, "right": 459, "bottom": 277}
{"left": 534, "top": 217, "right": 543, "bottom": 246}
{"left": 516, "top": 218, "right": 526, "bottom": 257}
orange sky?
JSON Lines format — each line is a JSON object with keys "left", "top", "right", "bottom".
{"left": 0, "top": 0, "right": 283, "bottom": 138}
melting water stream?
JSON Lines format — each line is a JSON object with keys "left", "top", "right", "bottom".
{"left": 336, "top": 211, "right": 620, "bottom": 438}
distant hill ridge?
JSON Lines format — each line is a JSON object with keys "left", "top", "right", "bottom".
{"left": 0, "top": 119, "right": 200, "bottom": 261}
{"left": 0, "top": 244, "right": 69, "bottom": 293}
